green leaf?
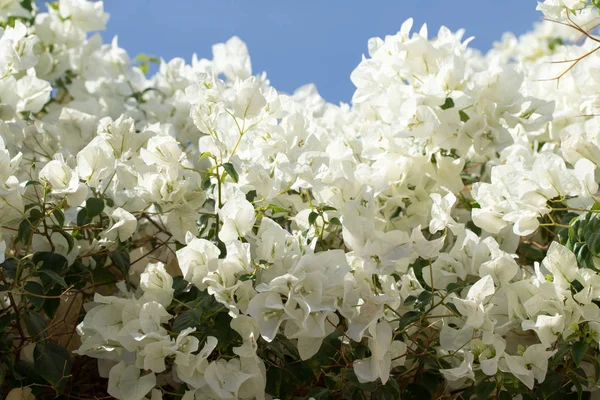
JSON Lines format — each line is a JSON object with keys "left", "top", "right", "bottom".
{"left": 12, "top": 360, "right": 38, "bottom": 382}
{"left": 245, "top": 190, "right": 257, "bottom": 202}
{"left": 265, "top": 367, "right": 282, "bottom": 397}
{"left": 440, "top": 97, "right": 455, "bottom": 110}
{"left": 222, "top": 162, "right": 239, "bottom": 183}
{"left": 20, "top": 0, "right": 34, "bottom": 11}
{"left": 25, "top": 281, "right": 45, "bottom": 311}
{"left": 547, "top": 37, "right": 564, "bottom": 51}
{"left": 589, "top": 232, "right": 600, "bottom": 257}
{"left": 477, "top": 380, "right": 496, "bottom": 400}
{"left": 414, "top": 290, "right": 433, "bottom": 310}
{"left": 76, "top": 207, "right": 88, "bottom": 226}
{"left": 29, "top": 208, "right": 43, "bottom": 223}
{"left": 172, "top": 308, "right": 204, "bottom": 333}
{"left": 134, "top": 53, "right": 160, "bottom": 75}
{"left": 402, "top": 384, "right": 432, "bottom": 400}
{"left": 17, "top": 219, "right": 33, "bottom": 245}
{"left": 446, "top": 282, "right": 463, "bottom": 293}
{"left": 498, "top": 391, "right": 512, "bottom": 400}
{"left": 329, "top": 217, "right": 341, "bottom": 226}
{"left": 591, "top": 357, "right": 600, "bottom": 385}
{"left": 308, "top": 211, "right": 319, "bottom": 225}
{"left": 552, "top": 341, "right": 571, "bottom": 366}
{"left": 33, "top": 342, "right": 71, "bottom": 394}
{"left": 304, "top": 388, "right": 330, "bottom": 399}
{"left": 540, "top": 370, "right": 562, "bottom": 398}
{"left": 38, "top": 269, "right": 68, "bottom": 289}
{"left": 85, "top": 198, "right": 104, "bottom": 219}
{"left": 92, "top": 267, "right": 117, "bottom": 286}
{"left": 55, "top": 230, "right": 75, "bottom": 254}
{"left": 403, "top": 295, "right": 417, "bottom": 306}
{"left": 349, "top": 391, "right": 364, "bottom": 400}
{"left": 34, "top": 252, "right": 69, "bottom": 289}
{"left": 43, "top": 288, "right": 62, "bottom": 320}
{"left": 345, "top": 370, "right": 378, "bottom": 392}
{"left": 25, "top": 311, "right": 48, "bottom": 340}
{"left": 459, "top": 110, "right": 470, "bottom": 122}
{"left": 202, "top": 175, "right": 212, "bottom": 190}
{"left": 519, "top": 108, "right": 536, "bottom": 120}
{"left": 398, "top": 311, "right": 421, "bottom": 330}
{"left": 172, "top": 276, "right": 189, "bottom": 297}
{"left": 372, "top": 379, "right": 401, "bottom": 400}
{"left": 34, "top": 251, "right": 68, "bottom": 272}
{"left": 25, "top": 180, "right": 41, "bottom": 187}
{"left": 266, "top": 203, "right": 289, "bottom": 214}
{"left": 199, "top": 151, "right": 212, "bottom": 161}
{"left": 572, "top": 340, "right": 588, "bottom": 367}
{"left": 211, "top": 312, "right": 238, "bottom": 351}
{"left": 569, "top": 373, "right": 585, "bottom": 400}
{"left": 110, "top": 251, "right": 130, "bottom": 278}
{"left": 1, "top": 258, "right": 17, "bottom": 280}
{"left": 52, "top": 208, "right": 65, "bottom": 227}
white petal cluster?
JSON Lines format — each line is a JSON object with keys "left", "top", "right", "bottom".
{"left": 1, "top": 0, "right": 600, "bottom": 398}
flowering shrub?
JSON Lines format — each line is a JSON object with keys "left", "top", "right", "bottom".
{"left": 3, "top": 0, "right": 600, "bottom": 399}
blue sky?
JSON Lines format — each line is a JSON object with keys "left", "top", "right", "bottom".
{"left": 100, "top": 1, "right": 540, "bottom": 104}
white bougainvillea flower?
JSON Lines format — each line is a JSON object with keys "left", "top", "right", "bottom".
{"left": 139, "top": 262, "right": 174, "bottom": 307}
{"left": 76, "top": 142, "right": 116, "bottom": 188}
{"left": 176, "top": 233, "right": 221, "bottom": 290}
{"left": 429, "top": 192, "right": 461, "bottom": 234}
{"left": 58, "top": 0, "right": 109, "bottom": 31}
{"left": 410, "top": 225, "right": 445, "bottom": 259}
{"left": 107, "top": 362, "right": 156, "bottom": 400}
{"left": 212, "top": 36, "right": 252, "bottom": 81}
{"left": 138, "top": 301, "right": 172, "bottom": 334}
{"left": 14, "top": 68, "right": 51, "bottom": 113}
{"left": 441, "top": 352, "right": 475, "bottom": 383}
{"left": 500, "top": 345, "right": 556, "bottom": 389}
{"left": 101, "top": 207, "right": 137, "bottom": 243}
{"left": 536, "top": 0, "right": 587, "bottom": 19}
{"left": 451, "top": 275, "right": 496, "bottom": 329}
{"left": 353, "top": 320, "right": 395, "bottom": 384}
{"left": 176, "top": 336, "right": 218, "bottom": 389}
{"left": 218, "top": 189, "right": 256, "bottom": 242}
{"left": 230, "top": 77, "right": 267, "bottom": 119}
{"left": 521, "top": 314, "right": 565, "bottom": 347}
{"left": 0, "top": 1, "right": 30, "bottom": 21}
{"left": 541, "top": 242, "right": 581, "bottom": 290}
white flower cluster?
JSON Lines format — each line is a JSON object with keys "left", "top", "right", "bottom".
{"left": 1, "top": 0, "right": 600, "bottom": 398}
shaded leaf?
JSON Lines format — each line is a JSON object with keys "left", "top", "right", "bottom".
{"left": 402, "top": 384, "right": 431, "bottom": 400}
{"left": 308, "top": 211, "right": 319, "bottom": 225}
{"left": 398, "top": 311, "right": 421, "bottom": 330}
{"left": 33, "top": 342, "right": 71, "bottom": 394}
{"left": 25, "top": 311, "right": 48, "bottom": 340}
{"left": 85, "top": 198, "right": 104, "bottom": 219}
{"left": 110, "top": 251, "right": 130, "bottom": 277}
{"left": 440, "top": 97, "right": 455, "bottom": 110}
{"left": 17, "top": 219, "right": 33, "bottom": 245}
{"left": 25, "top": 281, "right": 45, "bottom": 310}
{"left": 223, "top": 162, "right": 239, "bottom": 183}
{"left": 572, "top": 340, "right": 588, "bottom": 367}
{"left": 52, "top": 208, "right": 65, "bottom": 227}
{"left": 477, "top": 380, "right": 496, "bottom": 400}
